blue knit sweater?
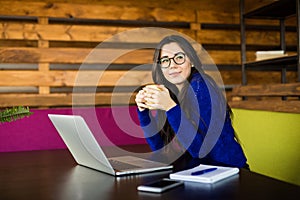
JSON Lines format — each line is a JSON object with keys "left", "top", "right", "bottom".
{"left": 137, "top": 72, "right": 247, "bottom": 168}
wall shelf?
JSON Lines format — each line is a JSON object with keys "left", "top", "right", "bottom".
{"left": 245, "top": 55, "right": 297, "bottom": 70}
{"left": 244, "top": 0, "right": 296, "bottom": 19}
{"left": 240, "top": 0, "right": 299, "bottom": 84}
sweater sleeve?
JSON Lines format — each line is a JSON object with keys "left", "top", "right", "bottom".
{"left": 137, "top": 109, "right": 164, "bottom": 150}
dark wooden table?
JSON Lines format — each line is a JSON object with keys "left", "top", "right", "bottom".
{"left": 1, "top": 146, "right": 299, "bottom": 200}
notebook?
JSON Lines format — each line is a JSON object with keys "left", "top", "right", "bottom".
{"left": 48, "top": 114, "right": 173, "bottom": 176}
{"left": 169, "top": 164, "right": 239, "bottom": 183}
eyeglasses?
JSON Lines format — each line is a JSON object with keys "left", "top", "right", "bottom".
{"left": 158, "top": 52, "right": 186, "bottom": 68}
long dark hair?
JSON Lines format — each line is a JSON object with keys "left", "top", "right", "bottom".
{"left": 152, "top": 35, "right": 231, "bottom": 144}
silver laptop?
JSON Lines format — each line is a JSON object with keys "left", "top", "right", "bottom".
{"left": 48, "top": 114, "right": 173, "bottom": 176}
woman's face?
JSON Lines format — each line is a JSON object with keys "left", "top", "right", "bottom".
{"left": 159, "top": 42, "right": 192, "bottom": 91}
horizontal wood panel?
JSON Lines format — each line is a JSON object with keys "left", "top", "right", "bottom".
{"left": 200, "top": 50, "right": 241, "bottom": 65}
{"left": 3, "top": 92, "right": 299, "bottom": 111}
{"left": 245, "top": 31, "right": 296, "bottom": 46}
{"left": 0, "top": 47, "right": 245, "bottom": 65}
{"left": 4, "top": 70, "right": 291, "bottom": 90}
{"left": 0, "top": 0, "right": 194, "bottom": 22}
{"left": 197, "top": 9, "right": 296, "bottom": 25}
{"left": 219, "top": 71, "right": 298, "bottom": 86}
{"left": 231, "top": 82, "right": 300, "bottom": 96}
{"left": 229, "top": 100, "right": 300, "bottom": 113}
{"left": 60, "top": 0, "right": 240, "bottom": 14}
{"left": 4, "top": 45, "right": 292, "bottom": 66}
{"left": 246, "top": 71, "right": 298, "bottom": 84}
{"left": 198, "top": 30, "right": 296, "bottom": 46}
{"left": 0, "top": 22, "right": 296, "bottom": 46}
{"left": 230, "top": 82, "right": 300, "bottom": 113}
{"left": 0, "top": 23, "right": 194, "bottom": 42}
{"left": 0, "top": 70, "right": 153, "bottom": 86}
{"left": 196, "top": 10, "right": 239, "bottom": 24}
{"left": 0, "top": 48, "right": 154, "bottom": 64}
{"left": 0, "top": 93, "right": 136, "bottom": 107}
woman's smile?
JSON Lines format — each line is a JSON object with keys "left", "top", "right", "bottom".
{"left": 168, "top": 71, "right": 182, "bottom": 76}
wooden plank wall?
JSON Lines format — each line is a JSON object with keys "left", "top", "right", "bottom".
{"left": 230, "top": 82, "right": 300, "bottom": 113}
{"left": 0, "top": 0, "right": 297, "bottom": 108}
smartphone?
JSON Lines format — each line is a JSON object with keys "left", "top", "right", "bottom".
{"left": 137, "top": 178, "right": 183, "bottom": 193}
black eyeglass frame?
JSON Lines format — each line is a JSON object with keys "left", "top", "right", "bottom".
{"left": 158, "top": 52, "right": 186, "bottom": 69}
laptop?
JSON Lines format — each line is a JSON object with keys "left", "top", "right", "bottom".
{"left": 48, "top": 114, "right": 173, "bottom": 176}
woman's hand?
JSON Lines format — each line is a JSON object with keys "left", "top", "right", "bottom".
{"left": 142, "top": 85, "right": 177, "bottom": 111}
{"left": 135, "top": 89, "right": 148, "bottom": 111}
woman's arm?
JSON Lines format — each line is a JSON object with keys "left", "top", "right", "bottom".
{"left": 166, "top": 76, "right": 221, "bottom": 158}
{"left": 166, "top": 105, "right": 205, "bottom": 157}
{"left": 137, "top": 109, "right": 164, "bottom": 151}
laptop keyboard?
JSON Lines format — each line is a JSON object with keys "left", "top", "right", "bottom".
{"left": 109, "top": 159, "right": 142, "bottom": 170}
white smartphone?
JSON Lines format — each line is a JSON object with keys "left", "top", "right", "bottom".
{"left": 137, "top": 178, "right": 184, "bottom": 193}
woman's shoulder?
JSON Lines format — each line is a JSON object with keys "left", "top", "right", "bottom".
{"left": 190, "top": 71, "right": 220, "bottom": 98}
{"left": 190, "top": 71, "right": 206, "bottom": 89}
{"left": 191, "top": 71, "right": 219, "bottom": 88}
{"left": 187, "top": 72, "right": 209, "bottom": 101}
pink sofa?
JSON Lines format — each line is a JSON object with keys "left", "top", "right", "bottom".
{"left": 0, "top": 106, "right": 147, "bottom": 152}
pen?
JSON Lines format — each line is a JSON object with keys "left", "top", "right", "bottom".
{"left": 191, "top": 167, "right": 217, "bottom": 176}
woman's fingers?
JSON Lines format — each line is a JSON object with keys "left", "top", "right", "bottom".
{"left": 139, "top": 84, "right": 175, "bottom": 110}
{"left": 135, "top": 90, "right": 149, "bottom": 111}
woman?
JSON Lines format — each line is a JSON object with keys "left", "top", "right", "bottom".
{"left": 135, "top": 35, "right": 247, "bottom": 168}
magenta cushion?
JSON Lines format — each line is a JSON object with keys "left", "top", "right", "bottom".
{"left": 0, "top": 106, "right": 146, "bottom": 152}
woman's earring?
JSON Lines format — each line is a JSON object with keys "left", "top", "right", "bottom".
{"left": 191, "top": 64, "right": 194, "bottom": 68}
